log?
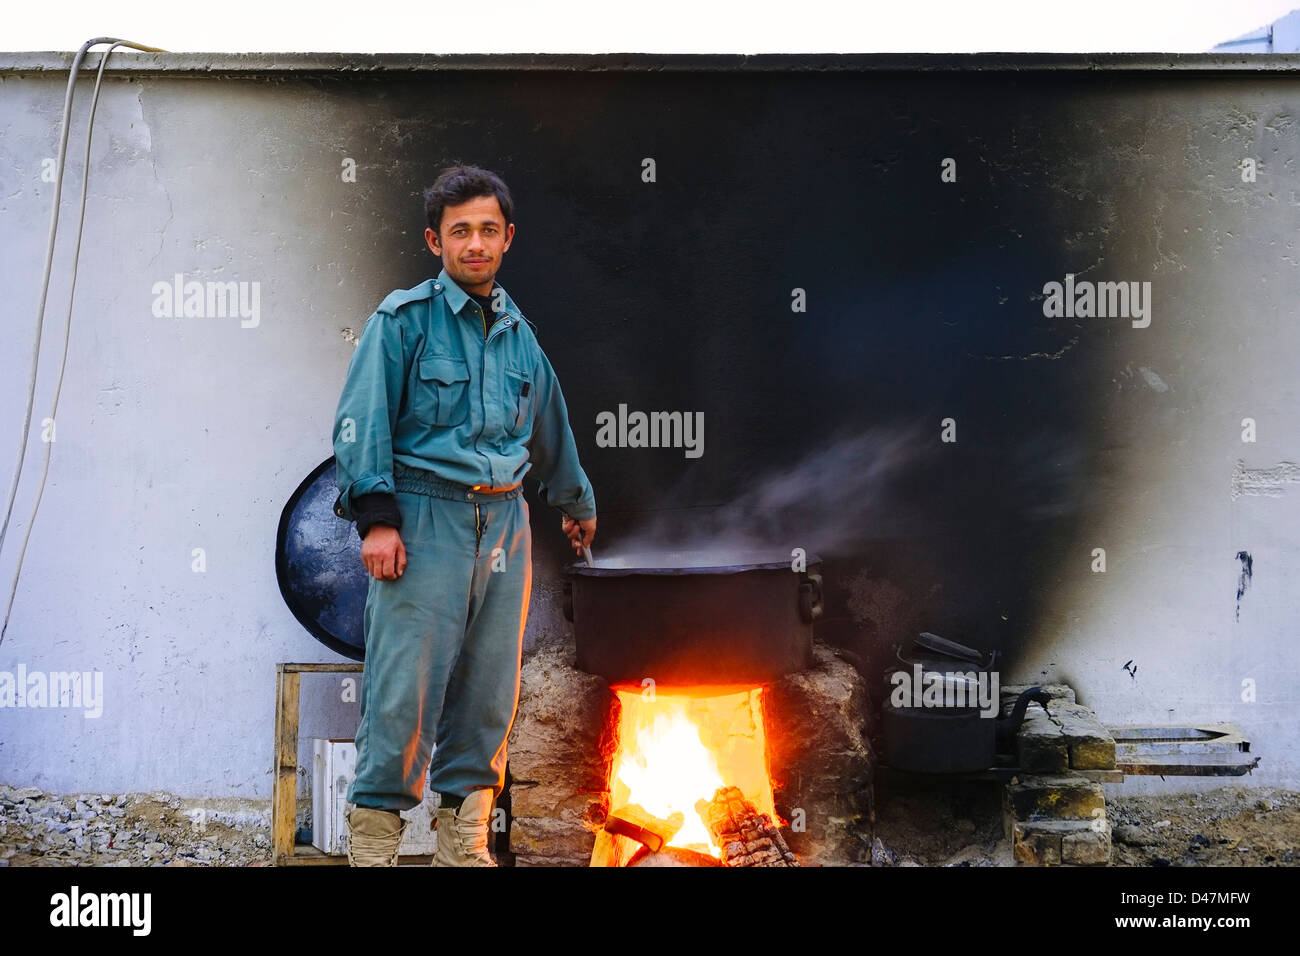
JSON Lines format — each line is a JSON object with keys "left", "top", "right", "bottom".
{"left": 628, "top": 846, "right": 723, "bottom": 867}
{"left": 589, "top": 829, "right": 642, "bottom": 867}
{"left": 603, "top": 804, "right": 684, "bottom": 852}
{"left": 696, "top": 786, "right": 800, "bottom": 866}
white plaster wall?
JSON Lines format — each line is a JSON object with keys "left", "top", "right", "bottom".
{"left": 0, "top": 73, "right": 577, "bottom": 796}
{"left": 1017, "top": 85, "right": 1300, "bottom": 795}
{"left": 0, "top": 63, "right": 1296, "bottom": 802}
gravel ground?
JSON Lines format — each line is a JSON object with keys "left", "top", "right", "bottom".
{"left": 1107, "top": 786, "right": 1300, "bottom": 867}
{"left": 4, "top": 780, "right": 1298, "bottom": 866}
{"left": 0, "top": 784, "right": 284, "bottom": 867}
{"left": 870, "top": 775, "right": 1300, "bottom": 867}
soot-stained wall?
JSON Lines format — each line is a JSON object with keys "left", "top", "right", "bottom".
{"left": 0, "top": 54, "right": 1296, "bottom": 797}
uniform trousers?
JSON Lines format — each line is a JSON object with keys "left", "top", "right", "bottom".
{"left": 347, "top": 464, "right": 531, "bottom": 811}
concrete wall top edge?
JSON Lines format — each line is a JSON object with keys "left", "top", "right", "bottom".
{"left": 2, "top": 50, "right": 1300, "bottom": 76}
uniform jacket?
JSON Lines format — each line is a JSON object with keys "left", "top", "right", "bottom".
{"left": 332, "top": 266, "right": 597, "bottom": 531}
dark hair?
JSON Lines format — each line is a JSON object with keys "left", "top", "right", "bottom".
{"left": 423, "top": 165, "right": 515, "bottom": 235}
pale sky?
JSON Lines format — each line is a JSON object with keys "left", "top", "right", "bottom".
{"left": 2, "top": 0, "right": 1297, "bottom": 54}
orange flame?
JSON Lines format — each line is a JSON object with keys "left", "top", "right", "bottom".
{"left": 609, "top": 685, "right": 776, "bottom": 857}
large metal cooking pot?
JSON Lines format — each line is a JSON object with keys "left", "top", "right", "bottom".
{"left": 562, "top": 548, "right": 823, "bottom": 686}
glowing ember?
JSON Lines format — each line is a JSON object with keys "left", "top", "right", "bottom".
{"left": 609, "top": 686, "right": 777, "bottom": 858}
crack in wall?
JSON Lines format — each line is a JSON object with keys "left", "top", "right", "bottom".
{"left": 136, "top": 83, "right": 173, "bottom": 268}
{"left": 965, "top": 335, "right": 1080, "bottom": 361}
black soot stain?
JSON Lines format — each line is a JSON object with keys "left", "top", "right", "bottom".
{"left": 1235, "top": 551, "right": 1253, "bottom": 622}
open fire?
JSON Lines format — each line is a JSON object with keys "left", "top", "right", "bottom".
{"left": 507, "top": 640, "right": 872, "bottom": 867}
{"left": 592, "top": 685, "right": 795, "bottom": 865}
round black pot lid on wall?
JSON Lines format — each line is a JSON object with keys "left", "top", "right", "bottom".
{"left": 275, "top": 456, "right": 367, "bottom": 661}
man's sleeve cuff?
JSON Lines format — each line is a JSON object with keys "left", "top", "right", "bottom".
{"left": 353, "top": 492, "right": 402, "bottom": 540}
{"left": 334, "top": 474, "right": 395, "bottom": 522}
{"left": 562, "top": 497, "right": 597, "bottom": 522}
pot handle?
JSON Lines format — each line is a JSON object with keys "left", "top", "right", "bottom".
{"left": 562, "top": 580, "right": 574, "bottom": 623}
{"left": 798, "top": 573, "right": 824, "bottom": 623}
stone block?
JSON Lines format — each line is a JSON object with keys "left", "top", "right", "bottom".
{"left": 1046, "top": 700, "right": 1117, "bottom": 770}
{"left": 1016, "top": 705, "right": 1069, "bottom": 773}
{"left": 1062, "top": 824, "right": 1112, "bottom": 865}
{"left": 1011, "top": 818, "right": 1109, "bottom": 866}
{"left": 1012, "top": 822, "right": 1062, "bottom": 865}
{"left": 765, "top": 641, "right": 875, "bottom": 867}
{"left": 514, "top": 854, "right": 591, "bottom": 867}
{"left": 508, "top": 815, "right": 599, "bottom": 859}
{"left": 507, "top": 644, "right": 619, "bottom": 791}
{"left": 509, "top": 783, "right": 608, "bottom": 828}
{"left": 1005, "top": 774, "right": 1105, "bottom": 821}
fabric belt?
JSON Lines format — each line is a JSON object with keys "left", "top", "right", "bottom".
{"left": 393, "top": 462, "right": 523, "bottom": 502}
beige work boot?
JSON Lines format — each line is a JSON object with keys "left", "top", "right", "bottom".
{"left": 346, "top": 806, "right": 407, "bottom": 866}
{"left": 431, "top": 789, "right": 497, "bottom": 867}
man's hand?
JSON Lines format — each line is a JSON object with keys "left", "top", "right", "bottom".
{"left": 361, "top": 525, "right": 407, "bottom": 580}
{"left": 560, "top": 514, "right": 597, "bottom": 558}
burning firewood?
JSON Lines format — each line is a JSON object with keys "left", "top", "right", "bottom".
{"left": 604, "top": 804, "right": 685, "bottom": 852}
{"left": 627, "top": 845, "right": 723, "bottom": 867}
{"left": 590, "top": 805, "right": 686, "bottom": 866}
{"left": 696, "top": 786, "right": 800, "bottom": 867}
{"left": 589, "top": 829, "right": 641, "bottom": 867}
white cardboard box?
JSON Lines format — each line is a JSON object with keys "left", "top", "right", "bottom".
{"left": 311, "top": 738, "right": 438, "bottom": 856}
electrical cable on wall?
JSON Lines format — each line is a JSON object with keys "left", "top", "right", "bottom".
{"left": 0, "top": 36, "right": 166, "bottom": 644}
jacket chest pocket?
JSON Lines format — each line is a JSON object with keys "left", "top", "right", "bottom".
{"left": 414, "top": 355, "right": 471, "bottom": 427}
{"left": 503, "top": 365, "right": 533, "bottom": 437}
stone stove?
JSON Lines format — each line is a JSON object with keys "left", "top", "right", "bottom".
{"left": 505, "top": 636, "right": 876, "bottom": 866}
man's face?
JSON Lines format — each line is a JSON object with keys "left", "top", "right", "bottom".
{"left": 425, "top": 195, "right": 515, "bottom": 295}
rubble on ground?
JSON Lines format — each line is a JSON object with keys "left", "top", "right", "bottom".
{"left": 0, "top": 783, "right": 279, "bottom": 867}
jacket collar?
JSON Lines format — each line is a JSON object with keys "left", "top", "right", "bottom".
{"left": 437, "top": 266, "right": 518, "bottom": 323}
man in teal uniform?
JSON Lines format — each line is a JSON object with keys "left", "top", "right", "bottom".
{"left": 331, "top": 165, "right": 597, "bottom": 866}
